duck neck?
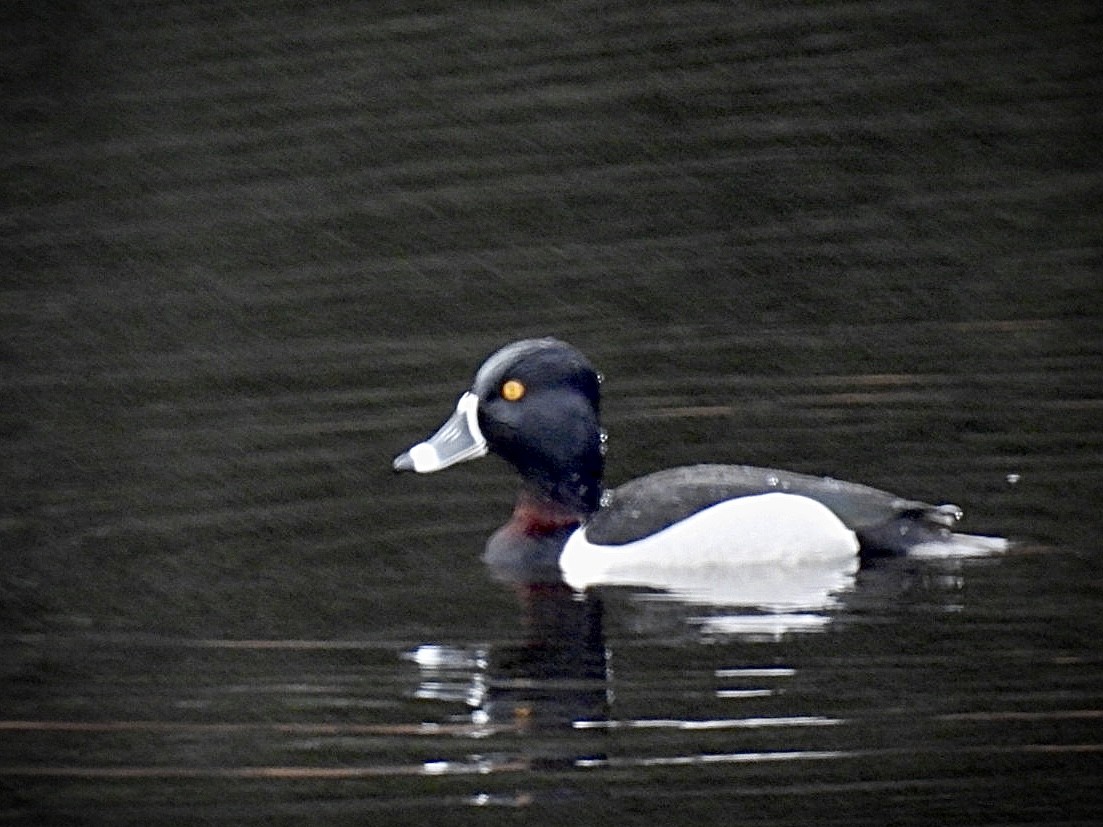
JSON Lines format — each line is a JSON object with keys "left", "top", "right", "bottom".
{"left": 517, "top": 463, "right": 603, "bottom": 518}
{"left": 512, "top": 485, "right": 590, "bottom": 535}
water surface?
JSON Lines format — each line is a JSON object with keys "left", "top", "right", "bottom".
{"left": 2, "top": 2, "right": 1101, "bottom": 824}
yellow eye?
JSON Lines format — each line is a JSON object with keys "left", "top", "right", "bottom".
{"left": 500, "top": 379, "right": 526, "bottom": 402}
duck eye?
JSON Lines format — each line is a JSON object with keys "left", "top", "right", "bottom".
{"left": 500, "top": 379, "right": 526, "bottom": 402}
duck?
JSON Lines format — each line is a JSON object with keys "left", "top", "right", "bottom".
{"left": 392, "top": 338, "right": 1006, "bottom": 593}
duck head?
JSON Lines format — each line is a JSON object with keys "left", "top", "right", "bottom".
{"left": 393, "top": 338, "right": 605, "bottom": 516}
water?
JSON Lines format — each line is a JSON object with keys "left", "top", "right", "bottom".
{"left": 3, "top": 2, "right": 1102, "bottom": 824}
{"left": 4, "top": 324, "right": 1101, "bottom": 824}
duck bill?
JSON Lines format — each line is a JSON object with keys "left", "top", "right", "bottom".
{"left": 393, "top": 391, "right": 488, "bottom": 473}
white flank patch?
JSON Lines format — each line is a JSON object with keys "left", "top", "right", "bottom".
{"left": 559, "top": 493, "right": 860, "bottom": 607}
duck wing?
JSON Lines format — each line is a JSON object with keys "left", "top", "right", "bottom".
{"left": 585, "top": 463, "right": 960, "bottom": 548}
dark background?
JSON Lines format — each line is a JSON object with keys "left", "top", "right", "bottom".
{"left": 4, "top": 1, "right": 1099, "bottom": 636}
{"left": 2, "top": 3, "right": 1101, "bottom": 822}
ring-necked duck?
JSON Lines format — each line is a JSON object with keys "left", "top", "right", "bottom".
{"left": 393, "top": 338, "right": 1006, "bottom": 590}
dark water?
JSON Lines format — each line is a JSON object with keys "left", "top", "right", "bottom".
{"left": 3, "top": 2, "right": 1102, "bottom": 824}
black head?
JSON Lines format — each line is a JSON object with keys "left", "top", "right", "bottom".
{"left": 394, "top": 338, "right": 605, "bottom": 515}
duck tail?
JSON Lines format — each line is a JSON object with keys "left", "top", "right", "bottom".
{"left": 905, "top": 531, "right": 1011, "bottom": 558}
{"left": 856, "top": 504, "right": 1009, "bottom": 559}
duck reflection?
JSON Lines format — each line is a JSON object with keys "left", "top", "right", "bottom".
{"left": 478, "top": 508, "right": 610, "bottom": 730}
{"left": 409, "top": 504, "right": 864, "bottom": 731}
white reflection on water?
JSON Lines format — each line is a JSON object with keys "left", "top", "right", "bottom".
{"left": 574, "top": 715, "right": 843, "bottom": 731}
{"left": 576, "top": 749, "right": 850, "bottom": 769}
{"left": 621, "top": 557, "right": 860, "bottom": 610}
{"left": 404, "top": 644, "right": 488, "bottom": 670}
{"left": 715, "top": 667, "right": 797, "bottom": 678}
{"left": 693, "top": 611, "right": 835, "bottom": 638}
